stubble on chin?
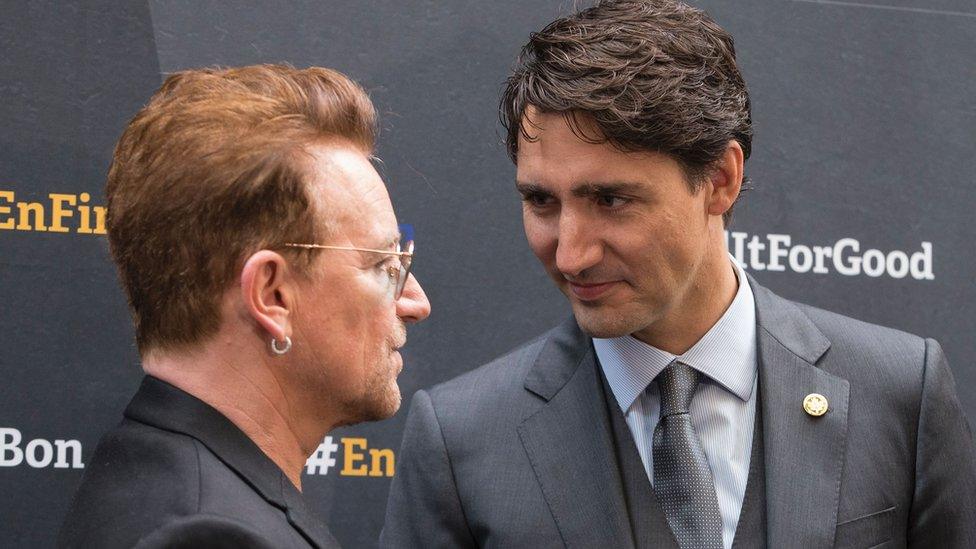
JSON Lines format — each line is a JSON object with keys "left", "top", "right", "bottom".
{"left": 571, "top": 298, "right": 661, "bottom": 340}
{"left": 350, "top": 367, "right": 402, "bottom": 423}
{"left": 570, "top": 301, "right": 622, "bottom": 338}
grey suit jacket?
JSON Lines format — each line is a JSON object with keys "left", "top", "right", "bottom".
{"left": 381, "top": 280, "right": 976, "bottom": 548}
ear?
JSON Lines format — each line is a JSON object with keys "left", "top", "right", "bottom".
{"left": 239, "top": 250, "right": 294, "bottom": 342}
{"left": 706, "top": 140, "right": 745, "bottom": 218}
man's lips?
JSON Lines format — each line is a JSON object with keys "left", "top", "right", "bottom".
{"left": 390, "top": 343, "right": 405, "bottom": 372}
{"left": 391, "top": 330, "right": 407, "bottom": 352}
{"left": 567, "top": 280, "right": 619, "bottom": 301}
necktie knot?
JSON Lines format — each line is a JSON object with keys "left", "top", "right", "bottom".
{"left": 657, "top": 361, "right": 699, "bottom": 417}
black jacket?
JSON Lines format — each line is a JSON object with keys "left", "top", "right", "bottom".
{"left": 58, "top": 376, "right": 340, "bottom": 548}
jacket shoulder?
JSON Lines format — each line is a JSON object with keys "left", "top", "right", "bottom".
{"left": 794, "top": 301, "right": 927, "bottom": 366}
{"left": 415, "top": 328, "right": 560, "bottom": 436}
{"left": 58, "top": 420, "right": 202, "bottom": 548}
{"left": 786, "top": 299, "right": 931, "bottom": 408}
{"left": 427, "top": 329, "right": 551, "bottom": 403}
{"left": 59, "top": 419, "right": 298, "bottom": 548}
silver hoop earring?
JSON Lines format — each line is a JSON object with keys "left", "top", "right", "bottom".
{"left": 270, "top": 336, "right": 292, "bottom": 356}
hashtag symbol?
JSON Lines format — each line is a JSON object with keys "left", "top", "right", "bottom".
{"left": 305, "top": 436, "right": 339, "bottom": 475}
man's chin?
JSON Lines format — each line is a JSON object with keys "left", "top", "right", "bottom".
{"left": 571, "top": 307, "right": 641, "bottom": 339}
{"left": 336, "top": 380, "right": 400, "bottom": 426}
{"left": 383, "top": 387, "right": 403, "bottom": 417}
{"left": 363, "top": 385, "right": 402, "bottom": 422}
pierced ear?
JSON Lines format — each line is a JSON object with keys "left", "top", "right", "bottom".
{"left": 240, "top": 250, "right": 293, "bottom": 342}
{"left": 706, "top": 140, "right": 745, "bottom": 217}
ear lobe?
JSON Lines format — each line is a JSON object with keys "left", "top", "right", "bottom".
{"left": 706, "top": 140, "right": 744, "bottom": 217}
{"left": 240, "top": 250, "right": 293, "bottom": 342}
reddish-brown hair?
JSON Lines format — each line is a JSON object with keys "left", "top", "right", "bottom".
{"left": 106, "top": 64, "right": 376, "bottom": 354}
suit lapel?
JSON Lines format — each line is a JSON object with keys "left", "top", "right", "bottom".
{"left": 281, "top": 486, "right": 342, "bottom": 549}
{"left": 518, "top": 318, "right": 635, "bottom": 549}
{"left": 751, "top": 280, "right": 849, "bottom": 549}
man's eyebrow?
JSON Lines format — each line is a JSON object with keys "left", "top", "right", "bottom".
{"left": 515, "top": 180, "right": 645, "bottom": 197}
{"left": 369, "top": 233, "right": 400, "bottom": 252}
{"left": 515, "top": 181, "right": 550, "bottom": 195}
{"left": 571, "top": 181, "right": 644, "bottom": 197}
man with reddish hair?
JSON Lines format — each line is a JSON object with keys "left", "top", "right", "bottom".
{"left": 59, "top": 64, "right": 430, "bottom": 548}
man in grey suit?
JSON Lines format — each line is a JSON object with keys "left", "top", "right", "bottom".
{"left": 382, "top": 1, "right": 976, "bottom": 547}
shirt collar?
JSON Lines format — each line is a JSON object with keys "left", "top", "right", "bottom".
{"left": 595, "top": 255, "right": 757, "bottom": 413}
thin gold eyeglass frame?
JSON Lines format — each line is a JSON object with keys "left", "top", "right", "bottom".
{"left": 282, "top": 240, "right": 414, "bottom": 299}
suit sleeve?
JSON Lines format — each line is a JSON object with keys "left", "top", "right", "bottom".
{"left": 907, "top": 338, "right": 976, "bottom": 546}
{"left": 380, "top": 389, "right": 476, "bottom": 549}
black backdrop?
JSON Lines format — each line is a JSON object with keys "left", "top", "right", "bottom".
{"left": 2, "top": 1, "right": 974, "bottom": 547}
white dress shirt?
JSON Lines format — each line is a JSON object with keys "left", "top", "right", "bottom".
{"left": 594, "top": 257, "right": 757, "bottom": 549}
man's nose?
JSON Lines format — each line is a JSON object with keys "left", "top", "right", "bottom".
{"left": 396, "top": 273, "right": 431, "bottom": 323}
{"left": 554, "top": 212, "right": 603, "bottom": 277}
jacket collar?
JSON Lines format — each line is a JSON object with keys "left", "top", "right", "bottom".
{"left": 523, "top": 316, "right": 593, "bottom": 402}
{"left": 124, "top": 376, "right": 339, "bottom": 548}
{"left": 749, "top": 274, "right": 830, "bottom": 364}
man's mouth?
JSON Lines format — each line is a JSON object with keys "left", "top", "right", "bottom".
{"left": 567, "top": 280, "right": 619, "bottom": 301}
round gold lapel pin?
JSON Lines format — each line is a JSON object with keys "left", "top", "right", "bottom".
{"left": 803, "top": 393, "right": 829, "bottom": 416}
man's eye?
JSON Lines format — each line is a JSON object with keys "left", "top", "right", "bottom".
{"left": 522, "top": 193, "right": 553, "bottom": 207}
{"left": 596, "top": 194, "right": 629, "bottom": 208}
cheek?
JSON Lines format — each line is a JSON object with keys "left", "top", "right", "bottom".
{"left": 360, "top": 297, "right": 396, "bottom": 352}
{"left": 309, "top": 279, "right": 384, "bottom": 352}
{"left": 605, "top": 219, "right": 677, "bottom": 279}
{"left": 523, "top": 215, "right": 557, "bottom": 263}
{"left": 374, "top": 305, "right": 396, "bottom": 343}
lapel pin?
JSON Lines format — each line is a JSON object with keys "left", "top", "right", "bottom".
{"left": 803, "top": 393, "right": 829, "bottom": 417}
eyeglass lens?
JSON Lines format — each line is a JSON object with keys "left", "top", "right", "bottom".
{"left": 395, "top": 224, "right": 414, "bottom": 300}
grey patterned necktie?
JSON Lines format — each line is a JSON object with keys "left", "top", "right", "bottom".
{"left": 652, "top": 361, "right": 724, "bottom": 549}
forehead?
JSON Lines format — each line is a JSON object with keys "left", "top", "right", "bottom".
{"left": 303, "top": 141, "right": 399, "bottom": 246}
{"left": 516, "top": 109, "right": 680, "bottom": 189}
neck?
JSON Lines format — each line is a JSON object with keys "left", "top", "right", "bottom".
{"left": 633, "top": 236, "right": 738, "bottom": 355}
{"left": 142, "top": 337, "right": 322, "bottom": 491}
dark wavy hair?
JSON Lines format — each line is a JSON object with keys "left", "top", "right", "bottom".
{"left": 500, "top": 0, "right": 752, "bottom": 224}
